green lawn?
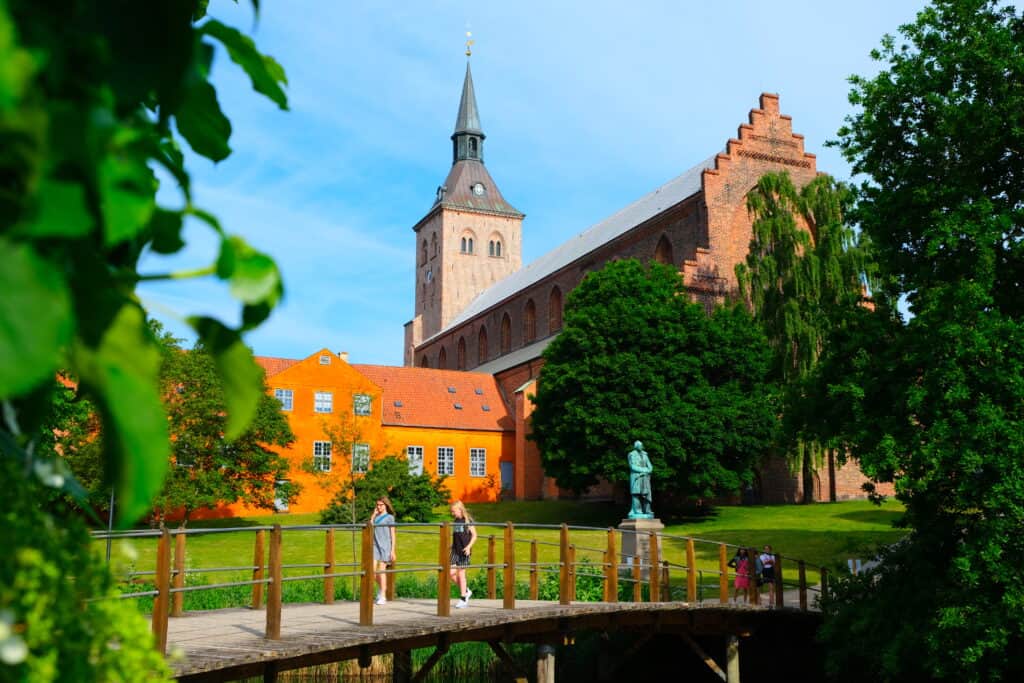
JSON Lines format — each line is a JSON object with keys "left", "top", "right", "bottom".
{"left": 97, "top": 499, "right": 905, "bottom": 602}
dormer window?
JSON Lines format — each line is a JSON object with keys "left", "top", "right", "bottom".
{"left": 319, "top": 355, "right": 331, "bottom": 365}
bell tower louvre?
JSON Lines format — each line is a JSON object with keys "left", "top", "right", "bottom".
{"left": 404, "top": 58, "right": 524, "bottom": 367}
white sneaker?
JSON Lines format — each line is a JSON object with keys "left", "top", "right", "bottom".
{"left": 455, "top": 599, "right": 468, "bottom": 609}
{"left": 464, "top": 589, "right": 473, "bottom": 602}
{"left": 375, "top": 596, "right": 386, "bottom": 606}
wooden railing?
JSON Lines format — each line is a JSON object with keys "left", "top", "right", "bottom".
{"left": 91, "top": 522, "right": 828, "bottom": 654}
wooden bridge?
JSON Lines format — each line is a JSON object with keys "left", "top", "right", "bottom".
{"left": 96, "top": 522, "right": 830, "bottom": 682}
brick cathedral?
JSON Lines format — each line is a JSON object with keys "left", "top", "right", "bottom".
{"left": 402, "top": 60, "right": 884, "bottom": 504}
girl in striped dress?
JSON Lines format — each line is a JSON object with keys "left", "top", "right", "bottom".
{"left": 448, "top": 501, "right": 477, "bottom": 608}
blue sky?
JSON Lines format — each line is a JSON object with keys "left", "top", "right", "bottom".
{"left": 140, "top": 0, "right": 923, "bottom": 366}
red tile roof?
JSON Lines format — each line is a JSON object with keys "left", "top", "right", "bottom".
{"left": 352, "top": 365, "right": 513, "bottom": 432}
{"left": 255, "top": 356, "right": 300, "bottom": 377}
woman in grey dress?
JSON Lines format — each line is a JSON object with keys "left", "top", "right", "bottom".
{"left": 372, "top": 497, "right": 396, "bottom": 605}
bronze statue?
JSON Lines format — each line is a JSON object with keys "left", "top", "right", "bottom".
{"left": 627, "top": 440, "right": 654, "bottom": 519}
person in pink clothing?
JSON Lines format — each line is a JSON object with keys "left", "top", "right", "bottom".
{"left": 728, "top": 547, "right": 752, "bottom": 603}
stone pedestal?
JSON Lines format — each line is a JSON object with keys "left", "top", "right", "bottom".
{"left": 618, "top": 517, "right": 664, "bottom": 580}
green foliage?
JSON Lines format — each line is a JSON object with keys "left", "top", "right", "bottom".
{"left": 810, "top": 1, "right": 1024, "bottom": 679}
{"left": 0, "top": 0, "right": 288, "bottom": 525}
{"left": 0, "top": 455, "right": 171, "bottom": 682}
{"left": 150, "top": 325, "right": 298, "bottom": 526}
{"left": 530, "top": 259, "right": 778, "bottom": 502}
{"left": 320, "top": 455, "right": 450, "bottom": 524}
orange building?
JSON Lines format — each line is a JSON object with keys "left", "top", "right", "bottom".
{"left": 219, "top": 349, "right": 515, "bottom": 517}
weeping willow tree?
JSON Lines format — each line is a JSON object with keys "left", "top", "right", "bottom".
{"left": 735, "top": 172, "right": 872, "bottom": 500}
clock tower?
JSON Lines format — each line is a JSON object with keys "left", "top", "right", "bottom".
{"left": 404, "top": 59, "right": 524, "bottom": 366}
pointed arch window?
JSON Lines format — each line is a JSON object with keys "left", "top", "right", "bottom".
{"left": 469, "top": 137, "right": 478, "bottom": 158}
{"left": 438, "top": 346, "right": 447, "bottom": 369}
{"left": 523, "top": 299, "right": 537, "bottom": 344}
{"left": 457, "top": 337, "right": 466, "bottom": 370}
{"left": 655, "top": 235, "right": 674, "bottom": 265}
{"left": 460, "top": 235, "right": 475, "bottom": 254}
{"left": 488, "top": 239, "right": 503, "bottom": 258}
{"left": 478, "top": 326, "right": 489, "bottom": 364}
{"left": 419, "top": 355, "right": 430, "bottom": 368}
{"left": 549, "top": 286, "right": 563, "bottom": 333}
{"left": 500, "top": 313, "right": 511, "bottom": 354}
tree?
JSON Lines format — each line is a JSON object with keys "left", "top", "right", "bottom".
{"left": 152, "top": 329, "right": 298, "bottom": 527}
{"left": 0, "top": 1, "right": 289, "bottom": 678}
{"left": 320, "top": 455, "right": 450, "bottom": 525}
{"left": 530, "top": 259, "right": 778, "bottom": 503}
{"left": 809, "top": 1, "right": 1024, "bottom": 679}
{"left": 735, "top": 172, "right": 872, "bottom": 499}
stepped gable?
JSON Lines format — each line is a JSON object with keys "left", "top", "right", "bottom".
{"left": 351, "top": 365, "right": 513, "bottom": 432}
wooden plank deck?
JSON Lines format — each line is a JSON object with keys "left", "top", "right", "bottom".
{"left": 169, "top": 596, "right": 819, "bottom": 681}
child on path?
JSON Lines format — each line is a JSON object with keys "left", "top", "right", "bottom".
{"left": 728, "top": 547, "right": 752, "bottom": 603}
{"left": 372, "top": 497, "right": 396, "bottom": 605}
{"left": 448, "top": 500, "right": 477, "bottom": 609}
{"left": 759, "top": 544, "right": 776, "bottom": 605}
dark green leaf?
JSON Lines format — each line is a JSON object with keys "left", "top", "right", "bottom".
{"left": 188, "top": 316, "right": 263, "bottom": 440}
{"left": 200, "top": 20, "right": 288, "bottom": 110}
{"left": 148, "top": 209, "right": 185, "bottom": 254}
{"left": 0, "top": 240, "right": 73, "bottom": 398}
{"left": 175, "top": 76, "right": 232, "bottom": 162}
{"left": 69, "top": 303, "right": 168, "bottom": 526}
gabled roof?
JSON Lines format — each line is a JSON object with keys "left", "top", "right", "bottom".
{"left": 351, "top": 365, "right": 513, "bottom": 432}
{"left": 255, "top": 356, "right": 301, "bottom": 377}
{"left": 422, "top": 153, "right": 719, "bottom": 344}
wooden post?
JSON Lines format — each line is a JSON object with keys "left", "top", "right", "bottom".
{"left": 437, "top": 522, "right": 451, "bottom": 616}
{"left": 632, "top": 554, "right": 641, "bottom": 602}
{"left": 726, "top": 635, "right": 740, "bottom": 682}
{"left": 536, "top": 644, "right": 556, "bottom": 683}
{"left": 171, "top": 531, "right": 185, "bottom": 617}
{"left": 392, "top": 650, "right": 413, "bottom": 683}
{"left": 324, "top": 529, "right": 335, "bottom": 604}
{"left": 774, "top": 553, "right": 784, "bottom": 608}
{"left": 558, "top": 523, "right": 570, "bottom": 605}
{"left": 662, "top": 561, "right": 671, "bottom": 600}
{"left": 359, "top": 522, "right": 374, "bottom": 626}
{"left": 487, "top": 535, "right": 497, "bottom": 599}
{"left": 503, "top": 523, "right": 515, "bottom": 609}
{"left": 529, "top": 540, "right": 539, "bottom": 600}
{"left": 750, "top": 550, "right": 760, "bottom": 606}
{"left": 719, "top": 544, "right": 729, "bottom": 604}
{"left": 265, "top": 524, "right": 282, "bottom": 640}
{"left": 606, "top": 528, "right": 618, "bottom": 603}
{"left": 568, "top": 545, "right": 577, "bottom": 600}
{"left": 151, "top": 528, "right": 171, "bottom": 653}
{"left": 798, "top": 560, "right": 808, "bottom": 611}
{"left": 686, "top": 537, "right": 697, "bottom": 603}
{"left": 250, "top": 530, "right": 265, "bottom": 609}
{"left": 648, "top": 532, "right": 660, "bottom": 602}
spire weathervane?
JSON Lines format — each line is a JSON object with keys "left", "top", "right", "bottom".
{"left": 465, "top": 30, "right": 474, "bottom": 57}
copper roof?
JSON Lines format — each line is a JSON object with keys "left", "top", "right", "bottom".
{"left": 351, "top": 365, "right": 513, "bottom": 432}
{"left": 428, "top": 159, "right": 524, "bottom": 218}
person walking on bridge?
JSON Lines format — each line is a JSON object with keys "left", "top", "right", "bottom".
{"left": 449, "top": 501, "right": 477, "bottom": 608}
{"left": 372, "top": 497, "right": 396, "bottom": 605}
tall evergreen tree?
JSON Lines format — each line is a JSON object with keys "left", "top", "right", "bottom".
{"left": 735, "top": 172, "right": 871, "bottom": 499}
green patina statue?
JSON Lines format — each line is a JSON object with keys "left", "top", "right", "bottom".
{"left": 627, "top": 440, "right": 654, "bottom": 519}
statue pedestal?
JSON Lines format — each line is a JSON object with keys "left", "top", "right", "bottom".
{"left": 618, "top": 517, "right": 664, "bottom": 580}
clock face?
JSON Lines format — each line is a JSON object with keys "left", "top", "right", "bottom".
{"left": 472, "top": 182, "right": 485, "bottom": 196}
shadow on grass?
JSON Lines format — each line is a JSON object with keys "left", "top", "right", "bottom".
{"left": 833, "top": 509, "right": 904, "bottom": 526}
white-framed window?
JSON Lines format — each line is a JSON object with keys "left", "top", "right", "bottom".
{"left": 406, "top": 446, "right": 424, "bottom": 476}
{"left": 437, "top": 446, "right": 454, "bottom": 476}
{"left": 314, "top": 391, "right": 333, "bottom": 413}
{"left": 470, "top": 448, "right": 486, "bottom": 477}
{"left": 319, "top": 354, "right": 331, "bottom": 365}
{"left": 313, "top": 441, "right": 332, "bottom": 472}
{"left": 352, "top": 443, "right": 370, "bottom": 474}
{"left": 353, "top": 393, "right": 372, "bottom": 416}
{"left": 274, "top": 388, "right": 293, "bottom": 411}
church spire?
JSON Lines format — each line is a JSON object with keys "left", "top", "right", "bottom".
{"left": 452, "top": 59, "right": 485, "bottom": 164}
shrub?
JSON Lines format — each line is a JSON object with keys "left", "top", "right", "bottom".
{"left": 320, "top": 455, "right": 449, "bottom": 524}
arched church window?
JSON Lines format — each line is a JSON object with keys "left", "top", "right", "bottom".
{"left": 478, "top": 327, "right": 489, "bottom": 364}
{"left": 500, "top": 313, "right": 511, "bottom": 354}
{"left": 457, "top": 337, "right": 466, "bottom": 370}
{"left": 495, "top": 241, "right": 502, "bottom": 257}
{"left": 438, "top": 347, "right": 447, "bottom": 369}
{"left": 488, "top": 240, "right": 494, "bottom": 257}
{"left": 461, "top": 237, "right": 467, "bottom": 253}
{"left": 655, "top": 234, "right": 674, "bottom": 265}
{"left": 549, "top": 286, "right": 563, "bottom": 332}
{"left": 523, "top": 299, "right": 537, "bottom": 344}
{"left": 469, "top": 137, "right": 478, "bottom": 158}
{"left": 419, "top": 355, "right": 430, "bottom": 368}
{"left": 468, "top": 237, "right": 473, "bottom": 253}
